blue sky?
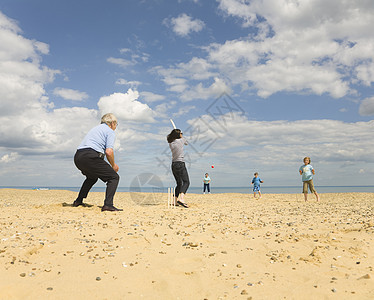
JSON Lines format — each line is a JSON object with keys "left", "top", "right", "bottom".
{"left": 0, "top": 0, "right": 374, "bottom": 189}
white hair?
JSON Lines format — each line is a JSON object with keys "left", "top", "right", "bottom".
{"left": 101, "top": 113, "right": 117, "bottom": 125}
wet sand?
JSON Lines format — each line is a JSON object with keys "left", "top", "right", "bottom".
{"left": 0, "top": 189, "right": 373, "bottom": 299}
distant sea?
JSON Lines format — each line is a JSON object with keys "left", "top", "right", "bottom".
{"left": 1, "top": 186, "right": 374, "bottom": 194}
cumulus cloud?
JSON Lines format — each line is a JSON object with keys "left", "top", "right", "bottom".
{"left": 359, "top": 97, "right": 374, "bottom": 116}
{"left": 53, "top": 88, "right": 88, "bottom": 101}
{"left": 0, "top": 12, "right": 124, "bottom": 158}
{"left": 0, "top": 11, "right": 102, "bottom": 159}
{"left": 0, "top": 12, "right": 59, "bottom": 116}
{"left": 216, "top": 0, "right": 374, "bottom": 97}
{"left": 97, "top": 89, "right": 156, "bottom": 123}
{"left": 0, "top": 106, "right": 99, "bottom": 156}
{"left": 156, "top": 1, "right": 374, "bottom": 101}
{"left": 1, "top": 6, "right": 373, "bottom": 187}
{"left": 0, "top": 10, "right": 19, "bottom": 32}
{"left": 0, "top": 11, "right": 159, "bottom": 165}
{"left": 164, "top": 13, "right": 205, "bottom": 37}
{"left": 0, "top": 11, "right": 73, "bottom": 154}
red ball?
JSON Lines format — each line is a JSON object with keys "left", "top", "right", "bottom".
{"left": 211, "top": 165, "right": 214, "bottom": 168}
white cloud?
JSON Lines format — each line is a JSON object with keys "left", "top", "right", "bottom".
{"left": 0, "top": 105, "right": 99, "bottom": 156}
{"left": 0, "top": 11, "right": 67, "bottom": 153}
{"left": 120, "top": 48, "right": 150, "bottom": 62}
{"left": 205, "top": 31, "right": 351, "bottom": 98}
{"left": 356, "top": 62, "right": 374, "bottom": 86}
{"left": 359, "top": 97, "right": 374, "bottom": 116}
{"left": 97, "top": 89, "right": 156, "bottom": 123}
{"left": 119, "top": 48, "right": 131, "bottom": 54}
{"left": 108, "top": 49, "right": 149, "bottom": 69}
{"left": 151, "top": 100, "right": 177, "bottom": 119}
{"left": 186, "top": 113, "right": 374, "bottom": 166}
{"left": 107, "top": 57, "right": 134, "bottom": 68}
{"left": 115, "top": 78, "right": 141, "bottom": 89}
{"left": 0, "top": 12, "right": 144, "bottom": 159}
{"left": 0, "top": 152, "right": 18, "bottom": 163}
{"left": 164, "top": 13, "right": 205, "bottom": 37}
{"left": 154, "top": 60, "right": 227, "bottom": 100}
{"left": 170, "top": 112, "right": 374, "bottom": 186}
{"left": 162, "top": 76, "right": 188, "bottom": 93}
{"left": 218, "top": 0, "right": 257, "bottom": 27}
{"left": 0, "top": 12, "right": 58, "bottom": 115}
{"left": 0, "top": 11, "right": 19, "bottom": 32}
{"left": 156, "top": 1, "right": 374, "bottom": 102}
{"left": 1, "top": 6, "right": 374, "bottom": 187}
{"left": 173, "top": 105, "right": 196, "bottom": 118}
{"left": 0, "top": 11, "right": 160, "bottom": 164}
{"left": 140, "top": 91, "right": 166, "bottom": 103}
{"left": 0, "top": 12, "right": 49, "bottom": 63}
{"left": 179, "top": 77, "right": 231, "bottom": 101}
{"left": 164, "top": 57, "right": 217, "bottom": 81}
{"left": 215, "top": 0, "right": 374, "bottom": 97}
{"left": 53, "top": 88, "right": 88, "bottom": 101}
{"left": 153, "top": 103, "right": 169, "bottom": 118}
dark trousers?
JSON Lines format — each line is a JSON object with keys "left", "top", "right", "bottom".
{"left": 203, "top": 183, "right": 210, "bottom": 192}
{"left": 74, "top": 149, "right": 119, "bottom": 207}
{"left": 171, "top": 161, "right": 190, "bottom": 198}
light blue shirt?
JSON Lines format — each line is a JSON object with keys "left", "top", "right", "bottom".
{"left": 78, "top": 123, "right": 115, "bottom": 154}
{"left": 299, "top": 164, "right": 314, "bottom": 182}
{"left": 252, "top": 177, "right": 262, "bottom": 187}
{"left": 203, "top": 176, "right": 211, "bottom": 184}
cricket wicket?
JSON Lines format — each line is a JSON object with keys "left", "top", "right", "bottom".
{"left": 167, "top": 187, "right": 175, "bottom": 208}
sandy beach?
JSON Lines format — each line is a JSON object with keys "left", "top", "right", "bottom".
{"left": 0, "top": 189, "right": 373, "bottom": 299}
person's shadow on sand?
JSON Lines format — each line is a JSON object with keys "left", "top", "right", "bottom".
{"left": 62, "top": 202, "right": 94, "bottom": 208}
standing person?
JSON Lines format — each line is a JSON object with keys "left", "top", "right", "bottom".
{"left": 299, "top": 156, "right": 320, "bottom": 202}
{"left": 167, "top": 129, "right": 189, "bottom": 208}
{"left": 203, "top": 173, "right": 211, "bottom": 194}
{"left": 73, "top": 113, "right": 122, "bottom": 211}
{"left": 251, "top": 172, "right": 264, "bottom": 199}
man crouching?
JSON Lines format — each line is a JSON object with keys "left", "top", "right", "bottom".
{"left": 73, "top": 113, "right": 122, "bottom": 212}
